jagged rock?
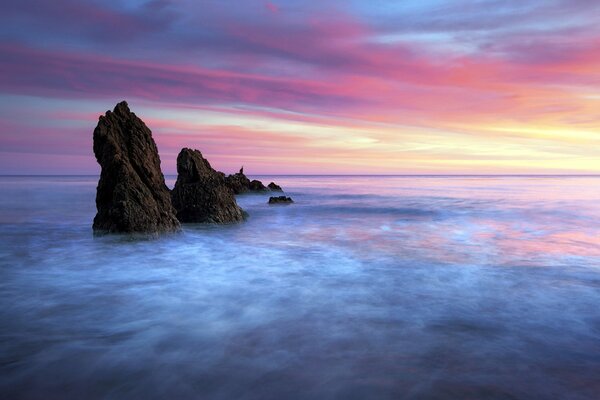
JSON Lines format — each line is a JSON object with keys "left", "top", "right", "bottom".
{"left": 171, "top": 148, "right": 245, "bottom": 223}
{"left": 224, "top": 170, "right": 252, "bottom": 194}
{"left": 269, "top": 196, "right": 294, "bottom": 204}
{"left": 268, "top": 182, "right": 283, "bottom": 191}
{"left": 93, "top": 101, "right": 180, "bottom": 234}
{"left": 224, "top": 167, "right": 282, "bottom": 194}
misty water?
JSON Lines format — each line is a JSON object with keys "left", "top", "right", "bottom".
{"left": 1, "top": 175, "right": 600, "bottom": 399}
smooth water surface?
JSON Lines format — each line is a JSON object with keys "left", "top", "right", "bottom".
{"left": 1, "top": 175, "right": 600, "bottom": 399}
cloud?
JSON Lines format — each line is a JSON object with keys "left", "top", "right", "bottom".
{"left": 265, "top": 1, "right": 279, "bottom": 14}
{"left": 3, "top": 0, "right": 179, "bottom": 45}
{"left": 0, "top": 43, "right": 360, "bottom": 112}
{"left": 1, "top": 0, "right": 600, "bottom": 173}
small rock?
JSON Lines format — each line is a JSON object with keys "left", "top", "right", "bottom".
{"left": 268, "top": 182, "right": 283, "bottom": 191}
{"left": 249, "top": 179, "right": 267, "bottom": 191}
{"left": 224, "top": 167, "right": 269, "bottom": 193}
{"left": 268, "top": 196, "right": 294, "bottom": 204}
{"left": 224, "top": 169, "right": 251, "bottom": 194}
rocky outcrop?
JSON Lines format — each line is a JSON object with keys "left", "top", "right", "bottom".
{"left": 93, "top": 101, "right": 180, "bottom": 234}
{"left": 249, "top": 179, "right": 267, "bottom": 191}
{"left": 224, "top": 167, "right": 282, "bottom": 194}
{"left": 269, "top": 196, "right": 294, "bottom": 204}
{"left": 224, "top": 168, "right": 252, "bottom": 194}
{"left": 171, "top": 148, "right": 245, "bottom": 223}
{"left": 268, "top": 182, "right": 283, "bottom": 191}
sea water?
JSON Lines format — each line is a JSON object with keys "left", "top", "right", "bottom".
{"left": 1, "top": 175, "right": 599, "bottom": 399}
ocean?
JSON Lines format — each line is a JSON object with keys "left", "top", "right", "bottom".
{"left": 1, "top": 175, "right": 599, "bottom": 399}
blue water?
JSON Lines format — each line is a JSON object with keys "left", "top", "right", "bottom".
{"left": 1, "top": 175, "right": 600, "bottom": 399}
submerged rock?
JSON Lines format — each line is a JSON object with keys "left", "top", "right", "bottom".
{"left": 93, "top": 101, "right": 180, "bottom": 234}
{"left": 268, "top": 182, "right": 283, "bottom": 191}
{"left": 171, "top": 148, "right": 245, "bottom": 223}
{"left": 268, "top": 196, "right": 294, "bottom": 204}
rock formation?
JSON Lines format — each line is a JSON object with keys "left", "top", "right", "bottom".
{"left": 171, "top": 148, "right": 246, "bottom": 223}
{"left": 224, "top": 167, "right": 252, "bottom": 194}
{"left": 249, "top": 179, "right": 267, "bottom": 191}
{"left": 269, "top": 196, "right": 294, "bottom": 204}
{"left": 224, "top": 167, "right": 282, "bottom": 194}
{"left": 93, "top": 101, "right": 180, "bottom": 234}
{"left": 268, "top": 182, "right": 283, "bottom": 191}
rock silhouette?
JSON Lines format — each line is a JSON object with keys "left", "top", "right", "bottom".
{"left": 171, "top": 148, "right": 246, "bottom": 223}
{"left": 268, "top": 182, "right": 283, "bottom": 191}
{"left": 224, "top": 168, "right": 253, "bottom": 194}
{"left": 224, "top": 167, "right": 282, "bottom": 194}
{"left": 93, "top": 101, "right": 180, "bottom": 234}
{"left": 269, "top": 196, "right": 294, "bottom": 204}
{"left": 249, "top": 179, "right": 267, "bottom": 191}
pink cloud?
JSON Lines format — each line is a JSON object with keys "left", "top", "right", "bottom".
{"left": 2, "top": 1, "right": 600, "bottom": 174}
{"left": 264, "top": 1, "right": 279, "bottom": 14}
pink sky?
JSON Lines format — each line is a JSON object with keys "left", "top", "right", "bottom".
{"left": 1, "top": 0, "right": 600, "bottom": 174}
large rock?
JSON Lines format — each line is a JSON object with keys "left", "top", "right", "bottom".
{"left": 93, "top": 101, "right": 180, "bottom": 234}
{"left": 171, "top": 148, "right": 245, "bottom": 223}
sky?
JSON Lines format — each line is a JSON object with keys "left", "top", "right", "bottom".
{"left": 1, "top": 0, "right": 600, "bottom": 175}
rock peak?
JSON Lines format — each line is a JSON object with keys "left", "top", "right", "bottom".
{"left": 113, "top": 101, "right": 130, "bottom": 115}
{"left": 176, "top": 148, "right": 214, "bottom": 183}
{"left": 93, "top": 101, "right": 180, "bottom": 234}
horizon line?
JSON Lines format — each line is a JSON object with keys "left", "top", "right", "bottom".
{"left": 3, "top": 174, "right": 600, "bottom": 177}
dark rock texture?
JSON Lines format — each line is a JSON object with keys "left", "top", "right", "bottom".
{"left": 171, "top": 148, "right": 245, "bottom": 223}
{"left": 268, "top": 182, "right": 283, "bottom": 191}
{"left": 224, "top": 168, "right": 252, "bottom": 194}
{"left": 93, "top": 101, "right": 180, "bottom": 234}
{"left": 269, "top": 196, "right": 294, "bottom": 204}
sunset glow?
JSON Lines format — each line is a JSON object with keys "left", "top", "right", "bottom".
{"left": 2, "top": 0, "right": 599, "bottom": 174}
